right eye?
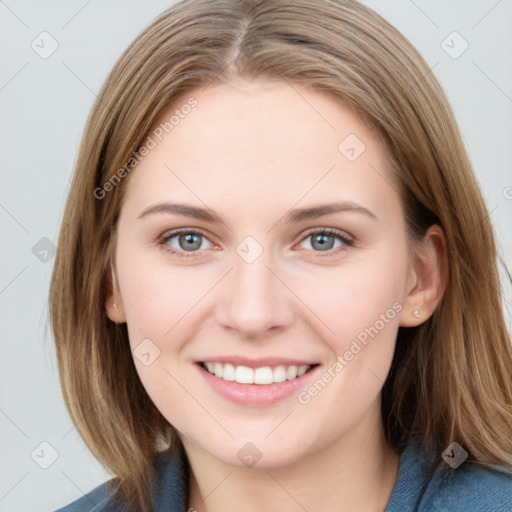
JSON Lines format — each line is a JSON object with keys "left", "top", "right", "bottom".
{"left": 160, "top": 229, "right": 215, "bottom": 258}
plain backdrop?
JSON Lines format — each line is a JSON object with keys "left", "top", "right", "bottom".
{"left": 0, "top": 1, "right": 511, "bottom": 511}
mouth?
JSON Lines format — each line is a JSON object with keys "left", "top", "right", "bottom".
{"left": 200, "top": 361, "right": 318, "bottom": 384}
{"left": 195, "top": 359, "right": 321, "bottom": 407}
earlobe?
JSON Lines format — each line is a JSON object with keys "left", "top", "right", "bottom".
{"left": 105, "top": 265, "right": 127, "bottom": 323}
{"left": 106, "top": 298, "right": 126, "bottom": 323}
{"left": 398, "top": 224, "right": 448, "bottom": 327}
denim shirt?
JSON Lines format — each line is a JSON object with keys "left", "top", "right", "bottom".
{"left": 55, "top": 442, "right": 512, "bottom": 511}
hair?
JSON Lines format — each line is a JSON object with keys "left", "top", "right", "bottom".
{"left": 49, "top": 0, "right": 512, "bottom": 510}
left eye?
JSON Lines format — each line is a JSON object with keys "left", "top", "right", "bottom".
{"left": 298, "top": 228, "right": 353, "bottom": 254}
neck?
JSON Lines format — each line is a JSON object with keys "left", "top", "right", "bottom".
{"left": 183, "top": 400, "right": 400, "bottom": 512}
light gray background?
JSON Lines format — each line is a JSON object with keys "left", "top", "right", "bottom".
{"left": 0, "top": 1, "right": 511, "bottom": 511}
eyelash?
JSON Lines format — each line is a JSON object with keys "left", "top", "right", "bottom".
{"left": 158, "top": 227, "right": 354, "bottom": 259}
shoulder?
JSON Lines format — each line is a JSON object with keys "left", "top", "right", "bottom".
{"left": 419, "top": 461, "right": 512, "bottom": 512}
{"left": 386, "top": 441, "right": 512, "bottom": 512}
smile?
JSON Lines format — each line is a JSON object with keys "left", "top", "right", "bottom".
{"left": 202, "top": 362, "right": 312, "bottom": 385}
{"left": 196, "top": 359, "right": 321, "bottom": 407}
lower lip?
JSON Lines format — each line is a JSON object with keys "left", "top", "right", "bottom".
{"left": 195, "top": 363, "right": 320, "bottom": 407}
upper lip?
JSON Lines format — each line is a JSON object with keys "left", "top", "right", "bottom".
{"left": 198, "top": 356, "right": 319, "bottom": 368}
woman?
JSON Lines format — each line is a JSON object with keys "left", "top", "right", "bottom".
{"left": 50, "top": 0, "right": 512, "bottom": 510}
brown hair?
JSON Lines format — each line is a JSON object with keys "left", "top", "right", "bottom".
{"left": 49, "top": 0, "right": 512, "bottom": 510}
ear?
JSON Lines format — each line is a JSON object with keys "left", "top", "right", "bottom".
{"left": 104, "top": 265, "right": 127, "bottom": 324}
{"left": 398, "top": 224, "right": 448, "bottom": 327}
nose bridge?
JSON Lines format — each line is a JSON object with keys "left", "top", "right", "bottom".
{"left": 216, "top": 237, "right": 294, "bottom": 337}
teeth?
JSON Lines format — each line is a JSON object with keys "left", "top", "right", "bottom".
{"left": 273, "top": 365, "right": 287, "bottom": 383}
{"left": 286, "top": 365, "right": 298, "bottom": 380}
{"left": 214, "top": 362, "right": 223, "bottom": 378}
{"left": 223, "top": 363, "right": 236, "bottom": 381}
{"left": 297, "top": 364, "right": 309, "bottom": 377}
{"left": 235, "top": 365, "right": 254, "bottom": 384}
{"left": 254, "top": 366, "right": 273, "bottom": 384}
{"left": 203, "top": 362, "right": 312, "bottom": 384}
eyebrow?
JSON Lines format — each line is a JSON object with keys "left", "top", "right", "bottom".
{"left": 137, "top": 201, "right": 377, "bottom": 223}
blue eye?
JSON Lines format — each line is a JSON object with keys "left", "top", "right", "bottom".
{"left": 159, "top": 228, "right": 353, "bottom": 258}
{"left": 299, "top": 228, "right": 353, "bottom": 255}
{"left": 160, "top": 229, "right": 213, "bottom": 258}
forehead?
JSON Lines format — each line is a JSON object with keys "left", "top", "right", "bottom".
{"left": 122, "top": 81, "right": 400, "bottom": 222}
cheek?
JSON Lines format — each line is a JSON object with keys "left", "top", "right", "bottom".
{"left": 115, "top": 250, "right": 205, "bottom": 428}
{"left": 117, "top": 245, "right": 211, "bottom": 345}
{"left": 291, "top": 256, "right": 406, "bottom": 436}
{"left": 297, "top": 248, "right": 408, "bottom": 349}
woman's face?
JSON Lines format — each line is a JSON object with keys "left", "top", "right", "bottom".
{"left": 109, "top": 80, "right": 417, "bottom": 467}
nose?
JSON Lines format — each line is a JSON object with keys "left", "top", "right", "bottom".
{"left": 215, "top": 246, "right": 296, "bottom": 339}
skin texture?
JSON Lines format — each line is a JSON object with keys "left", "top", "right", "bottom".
{"left": 106, "top": 80, "right": 447, "bottom": 512}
